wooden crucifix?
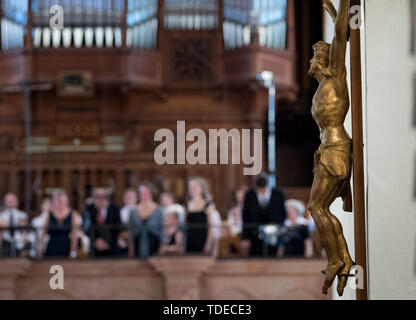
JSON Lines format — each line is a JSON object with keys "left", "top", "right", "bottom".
{"left": 349, "top": 0, "right": 367, "bottom": 301}
{"left": 308, "top": 0, "right": 367, "bottom": 299}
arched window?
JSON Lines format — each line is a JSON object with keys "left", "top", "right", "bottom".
{"left": 223, "top": 0, "right": 287, "bottom": 49}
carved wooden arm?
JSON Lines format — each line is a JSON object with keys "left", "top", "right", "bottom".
{"left": 329, "top": 0, "right": 350, "bottom": 73}
{"left": 323, "top": 0, "right": 338, "bottom": 23}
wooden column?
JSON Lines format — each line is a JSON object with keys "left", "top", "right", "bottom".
{"left": 24, "top": 0, "right": 34, "bottom": 80}
{"left": 218, "top": 0, "right": 224, "bottom": 30}
{"left": 115, "top": 168, "right": 124, "bottom": 204}
{"left": 286, "top": 0, "right": 296, "bottom": 53}
{"left": 156, "top": 0, "right": 164, "bottom": 49}
{"left": 90, "top": 169, "right": 97, "bottom": 189}
{"left": 0, "top": 0, "right": 2, "bottom": 52}
{"left": 349, "top": 0, "right": 367, "bottom": 300}
{"left": 149, "top": 257, "right": 215, "bottom": 300}
{"left": 9, "top": 168, "right": 18, "bottom": 194}
{"left": 35, "top": 168, "right": 42, "bottom": 216}
{"left": 25, "top": 0, "right": 33, "bottom": 49}
{"left": 78, "top": 169, "right": 86, "bottom": 212}
{"left": 122, "top": 0, "right": 128, "bottom": 48}
{"left": 44, "top": 169, "right": 50, "bottom": 191}
{"left": 62, "top": 168, "right": 71, "bottom": 202}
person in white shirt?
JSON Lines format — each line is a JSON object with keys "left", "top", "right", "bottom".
{"left": 29, "top": 198, "right": 52, "bottom": 255}
{"left": 0, "top": 193, "right": 29, "bottom": 257}
{"left": 118, "top": 189, "right": 138, "bottom": 254}
{"left": 32, "top": 198, "right": 52, "bottom": 235}
{"left": 209, "top": 206, "right": 222, "bottom": 257}
{"left": 120, "top": 189, "right": 138, "bottom": 225}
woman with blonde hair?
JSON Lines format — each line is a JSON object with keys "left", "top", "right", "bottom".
{"left": 185, "top": 177, "right": 220, "bottom": 255}
{"left": 38, "top": 191, "right": 83, "bottom": 258}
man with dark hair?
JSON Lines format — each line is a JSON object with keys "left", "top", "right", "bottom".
{"left": 241, "top": 173, "right": 287, "bottom": 256}
{"left": 83, "top": 188, "right": 121, "bottom": 256}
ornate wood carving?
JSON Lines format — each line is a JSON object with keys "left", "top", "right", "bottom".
{"left": 172, "top": 38, "right": 212, "bottom": 82}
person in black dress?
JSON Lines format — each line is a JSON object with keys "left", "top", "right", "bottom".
{"left": 39, "top": 191, "right": 82, "bottom": 258}
{"left": 185, "top": 177, "right": 218, "bottom": 255}
{"left": 277, "top": 200, "right": 313, "bottom": 258}
{"left": 159, "top": 211, "right": 184, "bottom": 255}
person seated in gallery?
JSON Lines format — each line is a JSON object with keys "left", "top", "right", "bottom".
{"left": 277, "top": 200, "right": 313, "bottom": 258}
{"left": 38, "top": 191, "right": 83, "bottom": 258}
{"left": 159, "top": 210, "right": 184, "bottom": 256}
{"left": 19, "top": 198, "right": 52, "bottom": 258}
{"left": 159, "top": 191, "right": 174, "bottom": 211}
{"left": 218, "top": 187, "right": 247, "bottom": 258}
{"left": 128, "top": 183, "right": 164, "bottom": 259}
{"left": 284, "top": 199, "right": 316, "bottom": 231}
{"left": 83, "top": 188, "right": 122, "bottom": 256}
{"left": 0, "top": 193, "right": 29, "bottom": 257}
{"left": 241, "top": 173, "right": 287, "bottom": 257}
{"left": 185, "top": 177, "right": 220, "bottom": 256}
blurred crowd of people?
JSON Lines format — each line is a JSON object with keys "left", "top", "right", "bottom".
{"left": 0, "top": 174, "right": 319, "bottom": 260}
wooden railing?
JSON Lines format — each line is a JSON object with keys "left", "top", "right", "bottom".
{"left": 0, "top": 257, "right": 329, "bottom": 300}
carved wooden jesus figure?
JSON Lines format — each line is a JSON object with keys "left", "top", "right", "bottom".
{"left": 307, "top": 0, "right": 354, "bottom": 296}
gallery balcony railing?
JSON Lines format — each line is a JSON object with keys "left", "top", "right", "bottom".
{"left": 0, "top": 221, "right": 315, "bottom": 260}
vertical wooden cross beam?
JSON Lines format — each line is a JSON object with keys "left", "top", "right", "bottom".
{"left": 349, "top": 0, "right": 368, "bottom": 300}
{"left": 413, "top": 73, "right": 416, "bottom": 203}
{"left": 413, "top": 2, "right": 416, "bottom": 203}
{"left": 0, "top": 0, "right": 2, "bottom": 52}
{"left": 413, "top": 73, "right": 416, "bottom": 128}
{"left": 414, "top": 153, "right": 416, "bottom": 201}
{"left": 410, "top": 0, "right": 416, "bottom": 56}
{"left": 25, "top": 0, "right": 33, "bottom": 50}
{"left": 413, "top": 0, "right": 416, "bottom": 128}
{"left": 157, "top": 0, "right": 165, "bottom": 48}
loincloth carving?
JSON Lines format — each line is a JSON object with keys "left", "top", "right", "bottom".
{"left": 313, "top": 140, "right": 353, "bottom": 212}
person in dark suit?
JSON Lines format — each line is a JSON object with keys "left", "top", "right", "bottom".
{"left": 241, "top": 173, "right": 287, "bottom": 256}
{"left": 83, "top": 188, "right": 121, "bottom": 256}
